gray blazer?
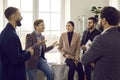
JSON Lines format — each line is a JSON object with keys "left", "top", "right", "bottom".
{"left": 82, "top": 27, "right": 120, "bottom": 80}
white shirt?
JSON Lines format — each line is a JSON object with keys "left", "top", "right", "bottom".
{"left": 101, "top": 26, "right": 115, "bottom": 34}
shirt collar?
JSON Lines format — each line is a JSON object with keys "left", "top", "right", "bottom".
{"left": 35, "top": 31, "right": 41, "bottom": 37}
{"left": 101, "top": 26, "right": 114, "bottom": 34}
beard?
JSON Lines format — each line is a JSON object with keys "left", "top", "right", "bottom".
{"left": 88, "top": 26, "right": 94, "bottom": 30}
{"left": 98, "top": 24, "right": 104, "bottom": 32}
{"left": 16, "top": 17, "right": 22, "bottom": 27}
{"left": 16, "top": 20, "right": 22, "bottom": 26}
{"left": 98, "top": 21, "right": 104, "bottom": 32}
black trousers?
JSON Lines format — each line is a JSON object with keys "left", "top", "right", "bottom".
{"left": 0, "top": 54, "right": 2, "bottom": 80}
{"left": 65, "top": 59, "right": 84, "bottom": 80}
{"left": 84, "top": 64, "right": 92, "bottom": 80}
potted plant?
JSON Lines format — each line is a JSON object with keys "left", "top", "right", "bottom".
{"left": 90, "top": 6, "right": 102, "bottom": 18}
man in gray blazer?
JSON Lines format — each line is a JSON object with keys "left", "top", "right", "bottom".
{"left": 81, "top": 6, "right": 120, "bottom": 80}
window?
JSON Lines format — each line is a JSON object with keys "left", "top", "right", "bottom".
{"left": 39, "top": 0, "right": 61, "bottom": 44}
{"left": 5, "top": 0, "right": 63, "bottom": 64}
{"left": 39, "top": 0, "right": 61, "bottom": 64}
{"left": 7, "top": 0, "right": 33, "bottom": 48}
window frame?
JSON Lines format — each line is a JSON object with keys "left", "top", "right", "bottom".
{"left": 3, "top": 0, "right": 65, "bottom": 64}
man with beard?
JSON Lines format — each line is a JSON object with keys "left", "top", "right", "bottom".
{"left": 0, "top": 7, "right": 34, "bottom": 80}
{"left": 80, "top": 17, "right": 101, "bottom": 80}
{"left": 82, "top": 6, "right": 120, "bottom": 80}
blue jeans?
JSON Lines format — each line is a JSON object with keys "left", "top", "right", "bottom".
{"left": 27, "top": 69, "right": 37, "bottom": 80}
{"left": 27, "top": 57, "right": 54, "bottom": 80}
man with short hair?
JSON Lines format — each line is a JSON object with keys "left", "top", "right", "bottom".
{"left": 82, "top": 6, "right": 120, "bottom": 80}
{"left": 0, "top": 7, "right": 34, "bottom": 80}
{"left": 81, "top": 17, "right": 101, "bottom": 80}
{"left": 25, "top": 19, "right": 57, "bottom": 80}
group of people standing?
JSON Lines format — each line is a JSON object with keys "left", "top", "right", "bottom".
{"left": 0, "top": 6, "right": 120, "bottom": 80}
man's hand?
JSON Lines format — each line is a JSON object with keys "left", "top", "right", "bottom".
{"left": 52, "top": 41, "right": 58, "bottom": 47}
{"left": 37, "top": 40, "right": 47, "bottom": 46}
{"left": 27, "top": 47, "right": 34, "bottom": 56}
{"left": 81, "top": 45, "right": 86, "bottom": 51}
{"left": 91, "top": 63, "right": 95, "bottom": 68}
{"left": 88, "top": 43, "right": 92, "bottom": 47}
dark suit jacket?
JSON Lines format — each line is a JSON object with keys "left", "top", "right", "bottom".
{"left": 81, "top": 28, "right": 101, "bottom": 46}
{"left": 82, "top": 27, "right": 120, "bottom": 80}
{"left": 25, "top": 31, "right": 53, "bottom": 69}
{"left": 0, "top": 50, "right": 2, "bottom": 80}
{"left": 0, "top": 23, "right": 31, "bottom": 80}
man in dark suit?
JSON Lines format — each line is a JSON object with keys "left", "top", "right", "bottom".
{"left": 81, "top": 17, "right": 101, "bottom": 80}
{"left": 82, "top": 6, "right": 120, "bottom": 80}
{"left": 0, "top": 7, "right": 34, "bottom": 80}
{"left": 0, "top": 50, "right": 2, "bottom": 80}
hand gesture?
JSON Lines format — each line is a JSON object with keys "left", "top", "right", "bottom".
{"left": 27, "top": 47, "right": 34, "bottom": 56}
{"left": 37, "top": 40, "right": 47, "bottom": 46}
{"left": 52, "top": 41, "right": 58, "bottom": 47}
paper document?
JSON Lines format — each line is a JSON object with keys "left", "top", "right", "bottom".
{"left": 85, "top": 39, "right": 92, "bottom": 51}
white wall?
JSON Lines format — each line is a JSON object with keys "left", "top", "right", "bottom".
{"left": 118, "top": 0, "right": 120, "bottom": 10}
{"left": 65, "top": 0, "right": 109, "bottom": 33}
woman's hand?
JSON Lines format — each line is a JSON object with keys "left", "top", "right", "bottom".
{"left": 64, "top": 54, "right": 74, "bottom": 59}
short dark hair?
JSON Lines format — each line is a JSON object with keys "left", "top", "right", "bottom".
{"left": 100, "top": 6, "right": 120, "bottom": 26}
{"left": 88, "top": 17, "right": 98, "bottom": 23}
{"left": 34, "top": 19, "right": 44, "bottom": 30}
{"left": 4, "top": 7, "right": 18, "bottom": 20}
{"left": 67, "top": 21, "right": 75, "bottom": 27}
